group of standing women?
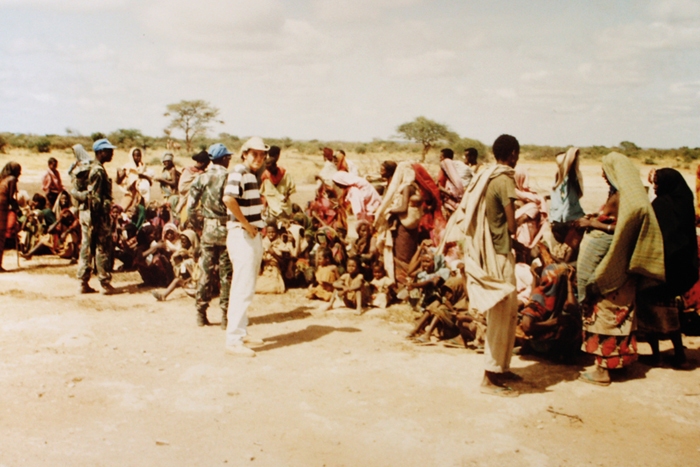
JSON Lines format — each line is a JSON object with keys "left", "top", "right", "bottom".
{"left": 575, "top": 153, "right": 697, "bottom": 385}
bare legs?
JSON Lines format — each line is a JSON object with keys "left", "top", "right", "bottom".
{"left": 152, "top": 278, "right": 187, "bottom": 301}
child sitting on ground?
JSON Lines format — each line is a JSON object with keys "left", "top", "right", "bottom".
{"left": 370, "top": 262, "right": 394, "bottom": 309}
{"left": 406, "top": 253, "right": 451, "bottom": 311}
{"left": 349, "top": 220, "right": 377, "bottom": 279}
{"left": 306, "top": 248, "right": 339, "bottom": 302}
{"left": 133, "top": 225, "right": 174, "bottom": 288}
{"left": 328, "top": 256, "right": 370, "bottom": 315}
{"left": 257, "top": 224, "right": 296, "bottom": 294}
{"left": 152, "top": 229, "right": 199, "bottom": 301}
{"left": 161, "top": 223, "right": 181, "bottom": 255}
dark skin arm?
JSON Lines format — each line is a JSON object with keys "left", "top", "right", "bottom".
{"left": 521, "top": 267, "right": 576, "bottom": 336}
{"left": 141, "top": 241, "right": 166, "bottom": 258}
{"left": 577, "top": 192, "right": 618, "bottom": 232}
{"left": 115, "top": 169, "right": 126, "bottom": 185}
{"left": 153, "top": 177, "right": 177, "bottom": 188}
{"left": 153, "top": 168, "right": 179, "bottom": 188}
{"left": 7, "top": 179, "right": 19, "bottom": 212}
{"left": 505, "top": 200, "right": 516, "bottom": 235}
{"left": 407, "top": 273, "right": 442, "bottom": 290}
{"left": 576, "top": 216, "right": 616, "bottom": 233}
{"left": 332, "top": 276, "right": 362, "bottom": 293}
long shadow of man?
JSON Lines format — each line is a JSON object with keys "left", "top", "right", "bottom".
{"left": 254, "top": 325, "right": 361, "bottom": 352}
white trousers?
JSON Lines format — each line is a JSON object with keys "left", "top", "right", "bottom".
{"left": 225, "top": 227, "right": 263, "bottom": 346}
{"left": 483, "top": 252, "right": 518, "bottom": 373}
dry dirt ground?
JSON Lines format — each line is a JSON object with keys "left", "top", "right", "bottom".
{"left": 1, "top": 153, "right": 700, "bottom": 466}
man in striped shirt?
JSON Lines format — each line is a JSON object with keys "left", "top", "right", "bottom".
{"left": 222, "top": 136, "right": 269, "bottom": 356}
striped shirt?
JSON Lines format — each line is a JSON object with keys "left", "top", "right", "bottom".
{"left": 224, "top": 164, "right": 265, "bottom": 229}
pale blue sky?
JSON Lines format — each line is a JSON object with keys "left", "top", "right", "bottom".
{"left": 1, "top": 0, "right": 699, "bottom": 148}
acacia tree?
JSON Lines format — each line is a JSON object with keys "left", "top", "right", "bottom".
{"left": 164, "top": 100, "right": 223, "bottom": 153}
{"left": 396, "top": 116, "right": 458, "bottom": 161}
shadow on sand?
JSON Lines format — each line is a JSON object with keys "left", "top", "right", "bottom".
{"left": 249, "top": 306, "right": 314, "bottom": 325}
{"left": 253, "top": 325, "right": 361, "bottom": 352}
{"left": 513, "top": 353, "right": 588, "bottom": 394}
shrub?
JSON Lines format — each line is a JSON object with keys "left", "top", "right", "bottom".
{"left": 91, "top": 132, "right": 106, "bottom": 141}
{"left": 108, "top": 129, "right": 146, "bottom": 149}
{"left": 35, "top": 137, "right": 51, "bottom": 153}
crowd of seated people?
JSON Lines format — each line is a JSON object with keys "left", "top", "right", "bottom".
{"left": 4, "top": 141, "right": 699, "bottom": 376}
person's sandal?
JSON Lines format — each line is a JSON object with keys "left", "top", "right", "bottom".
{"left": 578, "top": 371, "right": 611, "bottom": 386}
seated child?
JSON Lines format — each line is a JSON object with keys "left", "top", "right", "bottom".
{"left": 133, "top": 225, "right": 174, "bottom": 288}
{"left": 257, "top": 224, "right": 296, "bottom": 294}
{"left": 18, "top": 194, "right": 56, "bottom": 256}
{"left": 306, "top": 248, "right": 339, "bottom": 301}
{"left": 349, "top": 220, "right": 376, "bottom": 279}
{"left": 407, "top": 276, "right": 486, "bottom": 347}
{"left": 152, "top": 229, "right": 199, "bottom": 301}
{"left": 328, "top": 256, "right": 370, "bottom": 315}
{"left": 21, "top": 192, "right": 79, "bottom": 260}
{"left": 370, "top": 261, "right": 394, "bottom": 309}
{"left": 516, "top": 263, "right": 581, "bottom": 362}
{"left": 406, "top": 253, "right": 451, "bottom": 311}
{"left": 162, "top": 223, "right": 181, "bottom": 254}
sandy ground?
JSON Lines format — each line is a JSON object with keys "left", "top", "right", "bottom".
{"left": 2, "top": 153, "right": 700, "bottom": 466}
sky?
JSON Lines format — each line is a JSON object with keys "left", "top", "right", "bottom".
{"left": 1, "top": 0, "right": 700, "bottom": 148}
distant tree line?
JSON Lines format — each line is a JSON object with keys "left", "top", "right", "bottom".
{"left": 1, "top": 105, "right": 699, "bottom": 166}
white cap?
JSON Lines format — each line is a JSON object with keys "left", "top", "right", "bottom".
{"left": 240, "top": 136, "right": 269, "bottom": 157}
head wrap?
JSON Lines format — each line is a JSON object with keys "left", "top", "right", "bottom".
{"left": 72, "top": 144, "right": 91, "bottom": 163}
{"left": 192, "top": 150, "right": 210, "bottom": 163}
{"left": 162, "top": 222, "right": 178, "bottom": 240}
{"left": 181, "top": 229, "right": 199, "bottom": 251}
{"left": 594, "top": 152, "right": 665, "bottom": 294}
{"left": 0, "top": 161, "right": 21, "bottom": 180}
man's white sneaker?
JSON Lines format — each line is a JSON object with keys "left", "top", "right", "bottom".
{"left": 225, "top": 344, "right": 256, "bottom": 357}
{"left": 243, "top": 335, "right": 264, "bottom": 345}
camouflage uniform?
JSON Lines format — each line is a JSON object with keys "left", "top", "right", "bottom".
{"left": 76, "top": 160, "right": 114, "bottom": 286}
{"left": 187, "top": 164, "right": 232, "bottom": 326}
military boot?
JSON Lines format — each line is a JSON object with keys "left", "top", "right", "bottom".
{"left": 197, "top": 308, "right": 210, "bottom": 327}
{"left": 80, "top": 281, "right": 97, "bottom": 294}
{"left": 100, "top": 283, "right": 117, "bottom": 295}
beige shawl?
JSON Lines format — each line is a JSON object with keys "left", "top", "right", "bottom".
{"left": 441, "top": 163, "right": 516, "bottom": 314}
{"left": 373, "top": 161, "right": 417, "bottom": 282}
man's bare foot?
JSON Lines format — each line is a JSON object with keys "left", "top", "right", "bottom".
{"left": 499, "top": 371, "right": 523, "bottom": 382}
{"left": 481, "top": 372, "right": 519, "bottom": 397}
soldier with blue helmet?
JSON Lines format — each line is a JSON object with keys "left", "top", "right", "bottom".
{"left": 187, "top": 143, "right": 234, "bottom": 327}
{"left": 77, "top": 138, "right": 117, "bottom": 295}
